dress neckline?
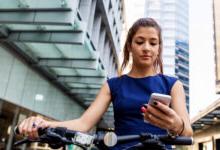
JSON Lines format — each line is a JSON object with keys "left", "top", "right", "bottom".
{"left": 124, "top": 74, "right": 161, "bottom": 79}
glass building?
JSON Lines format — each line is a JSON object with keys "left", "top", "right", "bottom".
{"left": 0, "top": 0, "right": 124, "bottom": 149}
{"left": 214, "top": 0, "right": 220, "bottom": 94}
{"left": 144, "top": 0, "right": 190, "bottom": 111}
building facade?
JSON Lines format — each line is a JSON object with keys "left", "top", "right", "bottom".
{"left": 183, "top": 1, "right": 220, "bottom": 150}
{"left": 0, "top": 0, "right": 124, "bottom": 149}
{"left": 214, "top": 0, "right": 220, "bottom": 94}
{"left": 188, "top": 99, "right": 220, "bottom": 150}
{"left": 144, "top": 0, "right": 190, "bottom": 111}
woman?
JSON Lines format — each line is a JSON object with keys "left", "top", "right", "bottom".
{"left": 17, "top": 18, "right": 193, "bottom": 149}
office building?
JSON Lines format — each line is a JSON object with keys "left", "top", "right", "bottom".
{"left": 0, "top": 0, "right": 124, "bottom": 149}
{"left": 214, "top": 0, "right": 220, "bottom": 94}
{"left": 190, "top": 99, "right": 220, "bottom": 150}
{"left": 144, "top": 0, "right": 190, "bottom": 111}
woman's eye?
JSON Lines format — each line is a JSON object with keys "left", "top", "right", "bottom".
{"left": 151, "top": 43, "right": 157, "bottom": 46}
{"left": 136, "top": 41, "right": 144, "bottom": 45}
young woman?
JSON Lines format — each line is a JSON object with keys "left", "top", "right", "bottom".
{"left": 17, "top": 18, "right": 193, "bottom": 149}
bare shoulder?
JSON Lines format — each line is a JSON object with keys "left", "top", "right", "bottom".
{"left": 171, "top": 80, "right": 185, "bottom": 100}
{"left": 95, "top": 82, "right": 111, "bottom": 99}
{"left": 172, "top": 80, "right": 184, "bottom": 90}
{"left": 173, "top": 80, "right": 183, "bottom": 87}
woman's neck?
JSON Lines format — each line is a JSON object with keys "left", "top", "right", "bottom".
{"left": 128, "top": 66, "right": 157, "bottom": 78}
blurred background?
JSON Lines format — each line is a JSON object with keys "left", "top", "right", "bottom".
{"left": 0, "top": 0, "right": 219, "bottom": 149}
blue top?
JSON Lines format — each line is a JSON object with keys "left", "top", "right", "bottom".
{"left": 107, "top": 74, "right": 178, "bottom": 150}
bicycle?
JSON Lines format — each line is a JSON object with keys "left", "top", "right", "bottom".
{"left": 14, "top": 126, "right": 193, "bottom": 150}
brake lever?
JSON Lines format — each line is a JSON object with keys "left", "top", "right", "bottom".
{"left": 14, "top": 137, "right": 41, "bottom": 146}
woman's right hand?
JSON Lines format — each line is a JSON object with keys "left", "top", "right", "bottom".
{"left": 18, "top": 116, "right": 51, "bottom": 139}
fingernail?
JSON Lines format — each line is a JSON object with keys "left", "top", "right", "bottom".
{"left": 153, "top": 101, "right": 158, "bottom": 105}
{"left": 141, "top": 106, "right": 147, "bottom": 113}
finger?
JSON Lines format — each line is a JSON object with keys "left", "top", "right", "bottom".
{"left": 27, "top": 117, "right": 46, "bottom": 138}
{"left": 31, "top": 118, "right": 40, "bottom": 138}
{"left": 27, "top": 117, "right": 34, "bottom": 138}
{"left": 37, "top": 120, "right": 49, "bottom": 129}
{"left": 144, "top": 112, "right": 170, "bottom": 129}
{"left": 31, "top": 128, "right": 38, "bottom": 139}
{"left": 143, "top": 105, "right": 171, "bottom": 129}
{"left": 32, "top": 116, "right": 43, "bottom": 129}
{"left": 145, "top": 112, "right": 169, "bottom": 129}
{"left": 151, "top": 101, "right": 175, "bottom": 116}
{"left": 32, "top": 117, "right": 45, "bottom": 138}
{"left": 22, "top": 118, "right": 30, "bottom": 136}
{"left": 18, "top": 119, "right": 27, "bottom": 135}
{"left": 146, "top": 104, "right": 171, "bottom": 124}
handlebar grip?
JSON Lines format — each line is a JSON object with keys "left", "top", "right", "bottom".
{"left": 65, "top": 129, "right": 76, "bottom": 137}
{"left": 14, "top": 125, "right": 46, "bottom": 136}
{"left": 160, "top": 136, "right": 193, "bottom": 145}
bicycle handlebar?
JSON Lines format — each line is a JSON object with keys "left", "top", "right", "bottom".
{"left": 14, "top": 126, "right": 193, "bottom": 150}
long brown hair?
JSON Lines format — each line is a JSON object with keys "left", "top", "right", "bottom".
{"left": 120, "top": 18, "right": 163, "bottom": 75}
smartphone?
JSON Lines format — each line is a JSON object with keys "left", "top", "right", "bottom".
{"left": 148, "top": 93, "right": 171, "bottom": 106}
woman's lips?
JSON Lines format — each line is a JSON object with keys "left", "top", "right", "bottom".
{"left": 140, "top": 55, "right": 152, "bottom": 59}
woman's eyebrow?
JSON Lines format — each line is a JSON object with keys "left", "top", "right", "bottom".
{"left": 133, "top": 37, "right": 159, "bottom": 44}
{"left": 150, "top": 38, "right": 159, "bottom": 41}
{"left": 134, "top": 36, "right": 145, "bottom": 40}
{"left": 134, "top": 36, "right": 158, "bottom": 40}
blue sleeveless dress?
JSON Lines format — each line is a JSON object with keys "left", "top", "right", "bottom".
{"left": 107, "top": 74, "right": 178, "bottom": 150}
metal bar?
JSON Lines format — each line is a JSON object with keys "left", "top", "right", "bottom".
{"left": 4, "top": 31, "right": 85, "bottom": 44}
{"left": 70, "top": 88, "right": 99, "bottom": 94}
{"left": 75, "top": 93, "right": 97, "bottom": 98}
{"left": 58, "top": 76, "right": 105, "bottom": 84}
{"left": 67, "top": 83, "right": 102, "bottom": 88}
{"left": 69, "top": 87, "right": 100, "bottom": 90}
{"left": 38, "top": 58, "right": 98, "bottom": 69}
{"left": 0, "top": 8, "right": 71, "bottom": 12}
{"left": 58, "top": 75, "right": 106, "bottom": 78}
{"left": 0, "top": 11, "right": 75, "bottom": 25}
{"left": 200, "top": 118, "right": 216, "bottom": 122}
{"left": 0, "top": 0, "right": 77, "bottom": 11}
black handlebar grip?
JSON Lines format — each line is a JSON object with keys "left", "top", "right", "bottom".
{"left": 160, "top": 136, "right": 193, "bottom": 145}
{"left": 14, "top": 125, "right": 46, "bottom": 136}
{"left": 65, "top": 128, "right": 76, "bottom": 137}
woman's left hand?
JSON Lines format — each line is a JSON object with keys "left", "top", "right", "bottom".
{"left": 142, "top": 101, "right": 183, "bottom": 135}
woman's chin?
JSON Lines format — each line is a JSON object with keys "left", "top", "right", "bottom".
{"left": 138, "top": 63, "right": 153, "bottom": 68}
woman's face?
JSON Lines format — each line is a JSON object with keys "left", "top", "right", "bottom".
{"left": 130, "top": 26, "right": 160, "bottom": 68}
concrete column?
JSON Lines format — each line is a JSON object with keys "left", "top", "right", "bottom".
{"left": 97, "top": 28, "right": 106, "bottom": 53}
{"left": 91, "top": 14, "right": 102, "bottom": 50}
{"left": 87, "top": 0, "right": 97, "bottom": 36}
{"left": 6, "top": 107, "right": 19, "bottom": 150}
{"left": 78, "top": 0, "right": 92, "bottom": 29}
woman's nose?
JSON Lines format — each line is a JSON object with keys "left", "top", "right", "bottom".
{"left": 143, "top": 42, "right": 151, "bottom": 51}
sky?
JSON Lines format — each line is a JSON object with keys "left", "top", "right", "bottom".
{"left": 189, "top": 0, "right": 220, "bottom": 117}
{"left": 123, "top": 0, "right": 220, "bottom": 118}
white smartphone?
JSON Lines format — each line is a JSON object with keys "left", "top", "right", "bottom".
{"left": 148, "top": 93, "right": 171, "bottom": 106}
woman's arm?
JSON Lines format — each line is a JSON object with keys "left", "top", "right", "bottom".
{"left": 50, "top": 82, "right": 112, "bottom": 132}
{"left": 18, "top": 82, "right": 112, "bottom": 137}
{"left": 143, "top": 80, "right": 193, "bottom": 136}
{"left": 170, "top": 80, "right": 193, "bottom": 136}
